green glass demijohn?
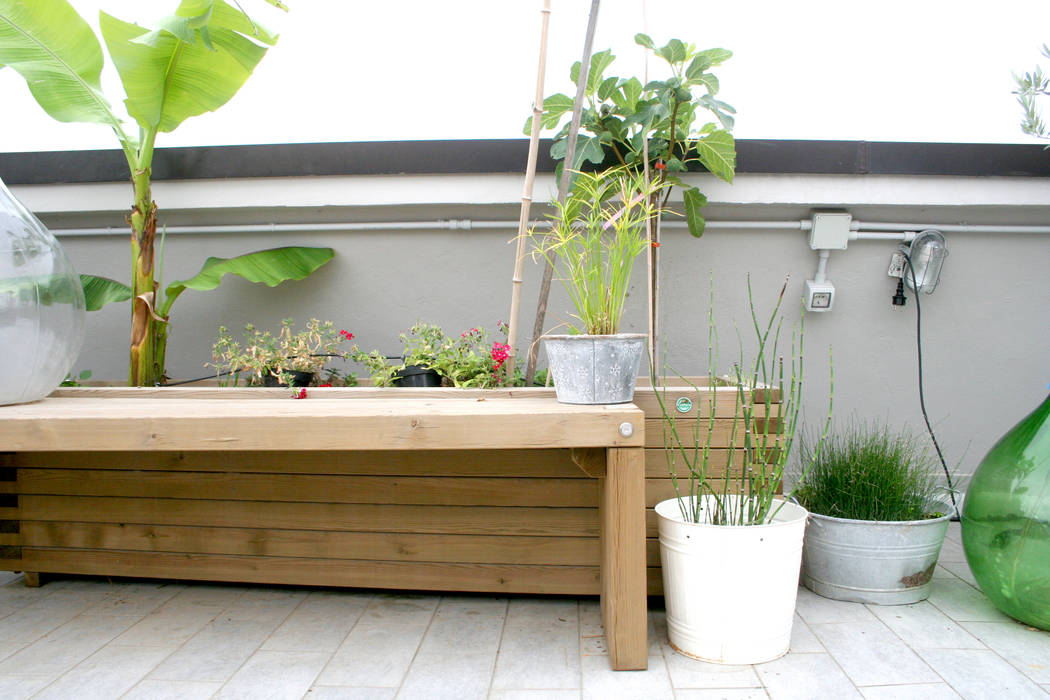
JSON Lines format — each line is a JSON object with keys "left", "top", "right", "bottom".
{"left": 961, "top": 389, "right": 1050, "bottom": 630}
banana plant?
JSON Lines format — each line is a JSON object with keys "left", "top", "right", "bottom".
{"left": 0, "top": 0, "right": 335, "bottom": 386}
{"left": 526, "top": 35, "right": 737, "bottom": 237}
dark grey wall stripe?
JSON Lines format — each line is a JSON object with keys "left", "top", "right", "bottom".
{"left": 2, "top": 139, "right": 1048, "bottom": 185}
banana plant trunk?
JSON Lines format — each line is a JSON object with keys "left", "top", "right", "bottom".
{"left": 128, "top": 165, "right": 165, "bottom": 386}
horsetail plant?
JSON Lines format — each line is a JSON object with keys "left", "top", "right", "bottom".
{"left": 652, "top": 276, "right": 833, "bottom": 526}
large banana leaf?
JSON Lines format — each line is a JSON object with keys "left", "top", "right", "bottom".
{"left": 100, "top": 0, "right": 276, "bottom": 134}
{"left": 80, "top": 274, "right": 132, "bottom": 311}
{"left": 159, "top": 246, "right": 335, "bottom": 315}
{"left": 0, "top": 0, "right": 123, "bottom": 131}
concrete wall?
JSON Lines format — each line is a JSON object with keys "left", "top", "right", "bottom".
{"left": 11, "top": 170, "right": 1050, "bottom": 492}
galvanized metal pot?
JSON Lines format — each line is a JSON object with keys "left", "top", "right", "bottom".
{"left": 543, "top": 333, "right": 647, "bottom": 404}
{"left": 801, "top": 505, "right": 951, "bottom": 605}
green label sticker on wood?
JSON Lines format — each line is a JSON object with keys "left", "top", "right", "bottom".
{"left": 675, "top": 396, "right": 693, "bottom": 413}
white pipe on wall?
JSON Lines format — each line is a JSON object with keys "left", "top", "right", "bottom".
{"left": 49, "top": 218, "right": 1050, "bottom": 238}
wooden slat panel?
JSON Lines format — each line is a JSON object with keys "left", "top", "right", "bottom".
{"left": 15, "top": 470, "right": 598, "bottom": 507}
{"left": 9, "top": 450, "right": 584, "bottom": 478}
{"left": 0, "top": 397, "right": 643, "bottom": 452}
{"left": 644, "top": 418, "right": 782, "bottom": 448}
{"left": 19, "top": 549, "right": 602, "bottom": 595}
{"left": 0, "top": 533, "right": 20, "bottom": 545}
{"left": 633, "top": 390, "right": 780, "bottom": 419}
{"left": 20, "top": 522, "right": 602, "bottom": 566}
{"left": 19, "top": 496, "right": 599, "bottom": 537}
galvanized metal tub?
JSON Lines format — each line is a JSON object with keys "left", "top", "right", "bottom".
{"left": 543, "top": 333, "right": 647, "bottom": 404}
{"left": 801, "top": 505, "right": 952, "bottom": 605}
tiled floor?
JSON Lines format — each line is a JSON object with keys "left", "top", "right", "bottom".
{"left": 0, "top": 523, "right": 1047, "bottom": 699}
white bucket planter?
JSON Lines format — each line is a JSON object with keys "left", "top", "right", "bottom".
{"left": 655, "top": 495, "right": 808, "bottom": 664}
{"left": 543, "top": 333, "right": 647, "bottom": 404}
{"left": 801, "top": 505, "right": 951, "bottom": 605}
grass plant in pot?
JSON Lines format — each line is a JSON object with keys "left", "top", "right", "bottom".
{"left": 652, "top": 279, "right": 831, "bottom": 664}
{"left": 207, "top": 318, "right": 356, "bottom": 388}
{"left": 793, "top": 420, "right": 953, "bottom": 605}
{"left": 528, "top": 167, "right": 670, "bottom": 404}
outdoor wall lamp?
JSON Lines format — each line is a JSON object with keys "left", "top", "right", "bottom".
{"left": 901, "top": 229, "right": 948, "bottom": 294}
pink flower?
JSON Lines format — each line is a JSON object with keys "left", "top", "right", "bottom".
{"left": 318, "top": 383, "right": 332, "bottom": 388}
{"left": 295, "top": 388, "right": 308, "bottom": 399}
{"left": 339, "top": 330, "right": 354, "bottom": 340}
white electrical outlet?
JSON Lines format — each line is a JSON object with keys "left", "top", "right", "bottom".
{"left": 887, "top": 251, "right": 906, "bottom": 278}
{"left": 805, "top": 279, "right": 835, "bottom": 312}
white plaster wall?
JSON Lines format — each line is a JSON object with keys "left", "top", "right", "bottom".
{"left": 11, "top": 172, "right": 1050, "bottom": 492}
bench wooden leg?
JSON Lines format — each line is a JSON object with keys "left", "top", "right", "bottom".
{"left": 23, "top": 572, "right": 40, "bottom": 587}
{"left": 601, "top": 447, "right": 647, "bottom": 670}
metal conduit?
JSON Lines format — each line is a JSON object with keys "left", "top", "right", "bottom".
{"left": 49, "top": 218, "right": 1050, "bottom": 237}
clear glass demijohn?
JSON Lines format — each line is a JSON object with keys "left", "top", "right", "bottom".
{"left": 0, "top": 176, "right": 85, "bottom": 405}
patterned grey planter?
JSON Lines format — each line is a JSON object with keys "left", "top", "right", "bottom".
{"left": 543, "top": 333, "right": 648, "bottom": 404}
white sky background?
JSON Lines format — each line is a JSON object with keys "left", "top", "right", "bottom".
{"left": 0, "top": 0, "right": 1047, "bottom": 152}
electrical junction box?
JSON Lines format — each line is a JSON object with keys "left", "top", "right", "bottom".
{"left": 805, "top": 279, "right": 835, "bottom": 312}
{"left": 809, "top": 212, "right": 852, "bottom": 250}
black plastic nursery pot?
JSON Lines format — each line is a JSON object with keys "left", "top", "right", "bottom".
{"left": 262, "top": 370, "right": 316, "bottom": 388}
{"left": 393, "top": 365, "right": 442, "bottom": 387}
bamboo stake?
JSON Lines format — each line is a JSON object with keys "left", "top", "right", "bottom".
{"left": 505, "top": 0, "right": 552, "bottom": 381}
{"left": 524, "top": 0, "right": 601, "bottom": 385}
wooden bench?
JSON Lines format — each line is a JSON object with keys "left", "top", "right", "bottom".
{"left": 0, "top": 388, "right": 649, "bottom": 670}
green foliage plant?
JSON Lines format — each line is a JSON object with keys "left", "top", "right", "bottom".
{"left": 1015, "top": 44, "right": 1050, "bottom": 140}
{"left": 794, "top": 421, "right": 946, "bottom": 521}
{"left": 527, "top": 166, "right": 671, "bottom": 335}
{"left": 652, "top": 277, "right": 833, "bottom": 526}
{"left": 352, "top": 322, "right": 524, "bottom": 388}
{"left": 0, "top": 0, "right": 334, "bottom": 386}
{"left": 527, "top": 35, "right": 736, "bottom": 237}
{"left": 207, "top": 318, "right": 355, "bottom": 387}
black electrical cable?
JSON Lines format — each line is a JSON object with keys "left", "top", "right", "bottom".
{"left": 902, "top": 253, "right": 958, "bottom": 513}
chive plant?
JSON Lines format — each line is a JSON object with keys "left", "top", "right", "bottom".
{"left": 794, "top": 421, "right": 945, "bottom": 521}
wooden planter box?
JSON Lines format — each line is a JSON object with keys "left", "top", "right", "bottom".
{"left": 0, "top": 381, "right": 778, "bottom": 596}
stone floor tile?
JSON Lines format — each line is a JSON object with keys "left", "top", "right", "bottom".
{"left": 0, "top": 614, "right": 137, "bottom": 676}
{"left": 306, "top": 688, "right": 398, "bottom": 700}
{"left": 793, "top": 586, "right": 878, "bottom": 625}
{"left": 927, "top": 579, "right": 1011, "bottom": 622}
{"left": 147, "top": 618, "right": 275, "bottom": 682}
{"left": 938, "top": 536, "right": 967, "bottom": 563}
{"left": 938, "top": 560, "right": 980, "bottom": 587}
{"left": 581, "top": 653, "right": 673, "bottom": 700}
{"left": 917, "top": 648, "right": 1049, "bottom": 699}
{"left": 673, "top": 690, "right": 770, "bottom": 700}
{"left": 317, "top": 607, "right": 434, "bottom": 689}
{"left": 489, "top": 690, "right": 581, "bottom": 700}
{"left": 122, "top": 679, "right": 224, "bottom": 700}
{"left": 158, "top": 584, "right": 250, "bottom": 612}
{"left": 219, "top": 588, "right": 307, "bottom": 625}
{"left": 32, "top": 644, "right": 175, "bottom": 700}
{"left": 397, "top": 651, "right": 496, "bottom": 700}
{"left": 960, "top": 621, "right": 1050, "bottom": 683}
{"left": 810, "top": 620, "right": 939, "bottom": 686}
{"left": 866, "top": 600, "right": 985, "bottom": 649}
{"left": 788, "top": 614, "right": 824, "bottom": 653}
{"left": 80, "top": 582, "right": 184, "bottom": 618}
{"left": 755, "top": 652, "right": 863, "bottom": 700}
{"left": 492, "top": 598, "right": 579, "bottom": 690}
{"left": 261, "top": 590, "right": 371, "bottom": 653}
{"left": 213, "top": 649, "right": 330, "bottom": 700}
{"left": 111, "top": 604, "right": 222, "bottom": 647}
{"left": 859, "top": 682, "right": 962, "bottom": 699}
{"left": 0, "top": 674, "right": 54, "bottom": 700}
{"left": 662, "top": 646, "right": 761, "bottom": 689}
{"left": 414, "top": 596, "right": 506, "bottom": 656}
